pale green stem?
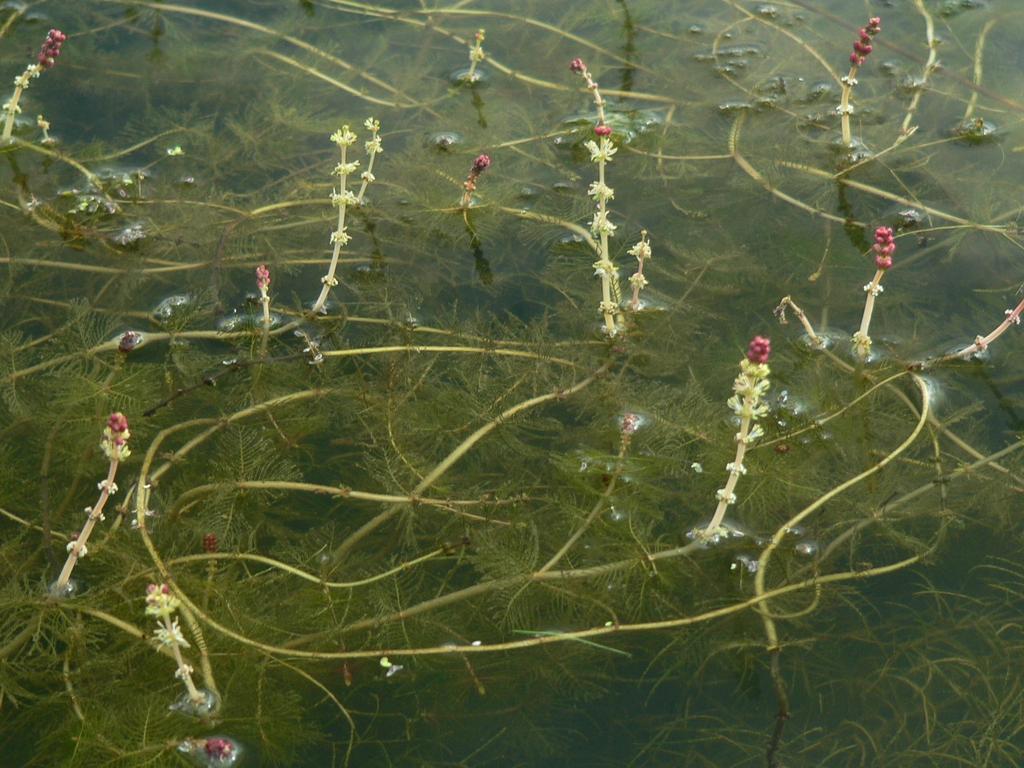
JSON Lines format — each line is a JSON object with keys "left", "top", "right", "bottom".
{"left": 596, "top": 156, "right": 616, "bottom": 336}
{"left": 53, "top": 460, "right": 119, "bottom": 594}
{"left": 258, "top": 285, "right": 271, "bottom": 356}
{"left": 839, "top": 64, "right": 859, "bottom": 147}
{"left": 1, "top": 66, "right": 35, "bottom": 141}
{"left": 704, "top": 400, "right": 751, "bottom": 536}
{"left": 311, "top": 144, "right": 350, "bottom": 314}
{"left": 952, "top": 294, "right": 1024, "bottom": 359}
{"left": 355, "top": 132, "right": 379, "bottom": 205}
{"left": 160, "top": 613, "right": 203, "bottom": 704}
{"left": 854, "top": 269, "right": 885, "bottom": 360}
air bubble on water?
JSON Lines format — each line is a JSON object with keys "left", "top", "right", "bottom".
{"left": 112, "top": 222, "right": 146, "bottom": 246}
{"left": 557, "top": 231, "right": 588, "bottom": 246}
{"left": 153, "top": 294, "right": 195, "bottom": 322}
{"left": 178, "top": 736, "right": 242, "bottom": 767}
{"left": 618, "top": 412, "right": 648, "bottom": 433}
{"left": 953, "top": 116, "right": 999, "bottom": 143}
{"left": 794, "top": 540, "right": 820, "bottom": 557}
{"left": 717, "top": 100, "right": 753, "bottom": 115}
{"left": 731, "top": 553, "right": 759, "bottom": 573}
{"left": 170, "top": 688, "right": 220, "bottom": 717}
{"left": 48, "top": 578, "right": 79, "bottom": 599}
{"left": 607, "top": 506, "right": 627, "bottom": 523}
{"left": 449, "top": 66, "right": 489, "bottom": 86}
{"left": 216, "top": 311, "right": 282, "bottom": 332}
{"left": 428, "top": 131, "right": 463, "bottom": 151}
{"left": 687, "top": 519, "right": 747, "bottom": 548}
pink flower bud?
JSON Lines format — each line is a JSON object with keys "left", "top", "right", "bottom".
{"left": 204, "top": 738, "right": 235, "bottom": 760}
{"left": 849, "top": 17, "right": 880, "bottom": 67}
{"left": 569, "top": 57, "right": 586, "bottom": 74}
{"left": 747, "top": 336, "right": 771, "bottom": 364}
{"left": 118, "top": 331, "right": 142, "bottom": 352}
{"left": 871, "top": 226, "right": 896, "bottom": 269}
{"left": 472, "top": 154, "right": 491, "bottom": 173}
{"left": 256, "top": 264, "right": 270, "bottom": 291}
{"left": 37, "top": 29, "right": 65, "bottom": 70}
{"left": 107, "top": 412, "right": 129, "bottom": 435}
{"left": 621, "top": 413, "right": 640, "bottom": 436}
{"left": 594, "top": 124, "right": 612, "bottom": 137}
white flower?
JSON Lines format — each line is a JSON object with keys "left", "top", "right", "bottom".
{"left": 166, "top": 146, "right": 184, "bottom": 157}
{"left": 1006, "top": 309, "right": 1021, "bottom": 325}
{"left": 365, "top": 136, "right": 382, "bottom": 154}
{"left": 98, "top": 479, "right": 119, "bottom": 494}
{"left": 333, "top": 161, "right": 360, "bottom": 176}
{"left": 587, "top": 181, "right": 614, "bottom": 201}
{"left": 835, "top": 104, "right": 855, "bottom": 116}
{"left": 627, "top": 239, "right": 652, "bottom": 260}
{"left": 174, "top": 663, "right": 195, "bottom": 680}
{"left": 153, "top": 619, "right": 190, "bottom": 648}
{"left": 840, "top": 75, "right": 858, "bottom": 86}
{"left": 360, "top": 171, "right": 375, "bottom": 184}
{"left": 66, "top": 540, "right": 87, "bottom": 557}
{"left": 330, "top": 189, "right": 358, "bottom": 207}
{"left": 590, "top": 213, "right": 617, "bottom": 236}
{"left": 863, "top": 282, "right": 884, "bottom": 296}
{"left": 715, "top": 489, "right": 737, "bottom": 505}
{"left": 330, "top": 127, "right": 357, "bottom": 147}
{"left": 330, "top": 229, "right": 351, "bottom": 246}
{"left": 629, "top": 273, "right": 648, "bottom": 289}
{"left": 584, "top": 138, "right": 617, "bottom": 163}
{"left": 320, "top": 275, "right": 339, "bottom": 286}
{"left": 726, "top": 462, "right": 747, "bottom": 475}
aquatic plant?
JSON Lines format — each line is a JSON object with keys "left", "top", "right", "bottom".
{"left": 627, "top": 230, "right": 652, "bottom": 311}
{"left": 145, "top": 583, "right": 217, "bottom": 716}
{"left": 838, "top": 17, "right": 881, "bottom": 148}
{"left": 704, "top": 336, "right": 771, "bottom": 537}
{"left": 463, "top": 29, "right": 486, "bottom": 84}
{"left": 179, "top": 736, "right": 241, "bottom": 766}
{"left": 50, "top": 412, "right": 130, "bottom": 597}
{"left": 460, "top": 152, "right": 491, "bottom": 208}
{"left": 570, "top": 57, "right": 624, "bottom": 336}
{"left": 312, "top": 126, "right": 360, "bottom": 314}
{"left": 852, "top": 226, "right": 896, "bottom": 360}
{"left": 354, "top": 117, "right": 382, "bottom": 206}
{"left": 1, "top": 28, "right": 65, "bottom": 141}
{"left": 255, "top": 264, "right": 271, "bottom": 328}
{"left": 3, "top": 4, "right": 1024, "bottom": 766}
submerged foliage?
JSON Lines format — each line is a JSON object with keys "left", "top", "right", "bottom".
{"left": 3, "top": 0, "right": 1024, "bottom": 765}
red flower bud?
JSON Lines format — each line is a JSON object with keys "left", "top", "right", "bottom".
{"left": 747, "top": 336, "right": 771, "bottom": 364}
{"left": 471, "top": 154, "right": 491, "bottom": 173}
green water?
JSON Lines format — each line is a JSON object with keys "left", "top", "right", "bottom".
{"left": 3, "top": 0, "right": 1024, "bottom": 765}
